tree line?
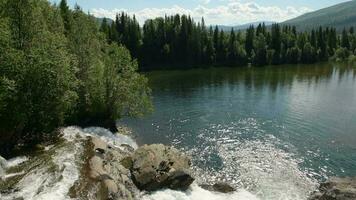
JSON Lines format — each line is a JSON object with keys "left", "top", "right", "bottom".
{"left": 100, "top": 13, "right": 356, "bottom": 70}
{"left": 0, "top": 0, "right": 152, "bottom": 156}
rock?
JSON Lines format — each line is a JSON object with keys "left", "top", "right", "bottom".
{"left": 89, "top": 136, "right": 139, "bottom": 200}
{"left": 129, "top": 144, "right": 194, "bottom": 191}
{"left": 309, "top": 177, "right": 356, "bottom": 200}
{"left": 200, "top": 182, "right": 236, "bottom": 193}
{"left": 96, "top": 148, "right": 106, "bottom": 155}
{"left": 120, "top": 144, "right": 135, "bottom": 153}
{"left": 102, "top": 178, "right": 119, "bottom": 199}
{"left": 120, "top": 156, "right": 133, "bottom": 169}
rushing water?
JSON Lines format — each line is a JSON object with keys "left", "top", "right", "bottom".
{"left": 0, "top": 127, "right": 138, "bottom": 200}
{"left": 122, "top": 62, "right": 356, "bottom": 200}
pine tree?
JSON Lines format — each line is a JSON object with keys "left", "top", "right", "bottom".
{"left": 317, "top": 27, "right": 328, "bottom": 61}
{"left": 245, "top": 25, "right": 255, "bottom": 58}
{"left": 60, "top": 0, "right": 72, "bottom": 35}
{"left": 341, "top": 28, "right": 350, "bottom": 50}
{"left": 327, "top": 28, "right": 337, "bottom": 55}
{"left": 253, "top": 34, "right": 267, "bottom": 66}
{"left": 271, "top": 24, "right": 281, "bottom": 64}
{"left": 100, "top": 18, "right": 110, "bottom": 42}
{"left": 228, "top": 29, "right": 237, "bottom": 65}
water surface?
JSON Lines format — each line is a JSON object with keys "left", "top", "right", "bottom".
{"left": 122, "top": 63, "right": 356, "bottom": 199}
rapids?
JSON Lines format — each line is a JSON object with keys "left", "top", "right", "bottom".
{"left": 1, "top": 126, "right": 263, "bottom": 200}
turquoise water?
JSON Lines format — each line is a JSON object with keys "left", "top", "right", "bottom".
{"left": 121, "top": 63, "right": 356, "bottom": 199}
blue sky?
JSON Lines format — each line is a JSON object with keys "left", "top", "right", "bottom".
{"left": 50, "top": 0, "right": 351, "bottom": 25}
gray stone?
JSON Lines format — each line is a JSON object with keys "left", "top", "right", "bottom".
{"left": 129, "top": 144, "right": 194, "bottom": 191}
{"left": 309, "top": 177, "right": 356, "bottom": 200}
{"left": 87, "top": 136, "right": 140, "bottom": 200}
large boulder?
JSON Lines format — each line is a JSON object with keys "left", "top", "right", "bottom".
{"left": 69, "top": 136, "right": 139, "bottom": 200}
{"left": 309, "top": 177, "right": 356, "bottom": 200}
{"left": 128, "top": 144, "right": 194, "bottom": 191}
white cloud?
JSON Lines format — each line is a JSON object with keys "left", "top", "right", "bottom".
{"left": 91, "top": 1, "right": 312, "bottom": 25}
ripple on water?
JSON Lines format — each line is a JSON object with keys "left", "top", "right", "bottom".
{"left": 174, "top": 118, "right": 320, "bottom": 200}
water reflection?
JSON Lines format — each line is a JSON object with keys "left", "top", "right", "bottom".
{"left": 121, "top": 62, "right": 356, "bottom": 199}
{"left": 148, "top": 62, "right": 356, "bottom": 97}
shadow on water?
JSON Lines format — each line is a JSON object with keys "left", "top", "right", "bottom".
{"left": 147, "top": 62, "right": 355, "bottom": 95}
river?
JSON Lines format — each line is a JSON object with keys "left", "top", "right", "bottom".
{"left": 121, "top": 62, "right": 356, "bottom": 200}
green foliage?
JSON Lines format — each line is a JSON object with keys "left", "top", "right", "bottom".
{"left": 102, "top": 14, "right": 354, "bottom": 70}
{"left": 0, "top": 0, "right": 152, "bottom": 154}
{"left": 302, "top": 43, "right": 317, "bottom": 63}
{"left": 253, "top": 34, "right": 267, "bottom": 66}
{"left": 59, "top": 0, "right": 71, "bottom": 34}
{"left": 286, "top": 46, "right": 301, "bottom": 64}
{"left": 334, "top": 47, "right": 350, "bottom": 61}
{"left": 245, "top": 26, "right": 255, "bottom": 58}
{"left": 341, "top": 28, "right": 350, "bottom": 49}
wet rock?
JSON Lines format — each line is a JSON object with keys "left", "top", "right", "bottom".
{"left": 87, "top": 136, "right": 139, "bottom": 200}
{"left": 120, "top": 144, "right": 135, "bottom": 153}
{"left": 95, "top": 148, "right": 106, "bottom": 155}
{"left": 102, "top": 178, "right": 119, "bottom": 199}
{"left": 309, "top": 177, "right": 356, "bottom": 200}
{"left": 129, "top": 144, "right": 194, "bottom": 191}
{"left": 200, "top": 182, "right": 236, "bottom": 193}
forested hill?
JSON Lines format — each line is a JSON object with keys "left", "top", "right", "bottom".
{"left": 283, "top": 0, "right": 356, "bottom": 31}
{"left": 218, "top": 21, "right": 275, "bottom": 32}
{"left": 100, "top": 13, "right": 356, "bottom": 71}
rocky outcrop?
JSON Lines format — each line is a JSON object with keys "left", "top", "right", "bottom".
{"left": 200, "top": 182, "right": 236, "bottom": 193}
{"left": 87, "top": 137, "right": 140, "bottom": 200}
{"left": 309, "top": 177, "right": 356, "bottom": 200}
{"left": 1, "top": 127, "right": 197, "bottom": 199}
{"left": 127, "top": 144, "right": 194, "bottom": 191}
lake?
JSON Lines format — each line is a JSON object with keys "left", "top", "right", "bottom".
{"left": 121, "top": 62, "right": 356, "bottom": 199}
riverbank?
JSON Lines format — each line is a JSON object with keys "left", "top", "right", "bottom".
{"left": 1, "top": 126, "right": 355, "bottom": 200}
{"left": 0, "top": 126, "right": 254, "bottom": 199}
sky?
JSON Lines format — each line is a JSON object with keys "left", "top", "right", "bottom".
{"left": 50, "top": 0, "right": 351, "bottom": 25}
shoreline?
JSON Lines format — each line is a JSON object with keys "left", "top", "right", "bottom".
{"left": 138, "top": 60, "right": 355, "bottom": 73}
{"left": 1, "top": 126, "right": 355, "bottom": 200}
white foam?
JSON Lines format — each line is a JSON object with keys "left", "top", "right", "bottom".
{"left": 1, "top": 126, "right": 138, "bottom": 200}
{"left": 6, "top": 156, "right": 29, "bottom": 168}
{"left": 0, "top": 156, "right": 6, "bottom": 178}
{"left": 62, "top": 126, "right": 138, "bottom": 149}
{"left": 33, "top": 144, "right": 81, "bottom": 200}
{"left": 3, "top": 171, "right": 25, "bottom": 179}
{"left": 2, "top": 128, "right": 83, "bottom": 200}
{"left": 142, "top": 183, "right": 260, "bottom": 200}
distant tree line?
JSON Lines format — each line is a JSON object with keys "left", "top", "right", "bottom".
{"left": 100, "top": 13, "right": 356, "bottom": 70}
{"left": 0, "top": 0, "right": 152, "bottom": 156}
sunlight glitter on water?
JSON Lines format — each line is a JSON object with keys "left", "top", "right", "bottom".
{"left": 175, "top": 118, "right": 320, "bottom": 200}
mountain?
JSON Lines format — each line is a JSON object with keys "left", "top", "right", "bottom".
{"left": 217, "top": 21, "right": 275, "bottom": 32}
{"left": 283, "top": 0, "right": 356, "bottom": 31}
